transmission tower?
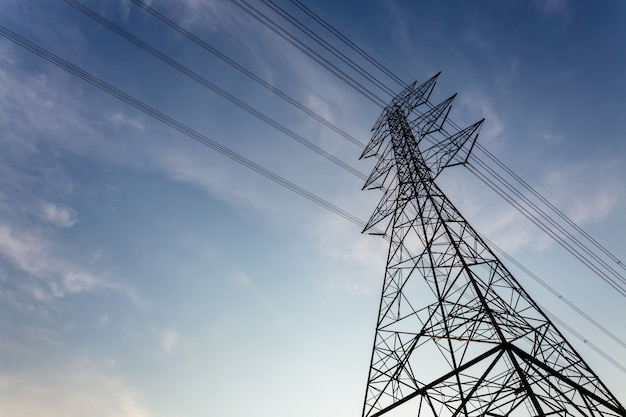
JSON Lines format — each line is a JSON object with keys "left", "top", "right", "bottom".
{"left": 360, "top": 73, "right": 626, "bottom": 417}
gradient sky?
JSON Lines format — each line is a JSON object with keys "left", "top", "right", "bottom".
{"left": 1, "top": 0, "right": 625, "bottom": 416}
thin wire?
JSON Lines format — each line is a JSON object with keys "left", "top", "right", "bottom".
{"left": 473, "top": 157, "right": 626, "bottom": 288}
{"left": 127, "top": 0, "right": 364, "bottom": 148}
{"left": 260, "top": 0, "right": 396, "bottom": 97}
{"left": 0, "top": 25, "right": 366, "bottom": 230}
{"left": 276, "top": 0, "right": 626, "bottom": 277}
{"left": 3, "top": 21, "right": 622, "bottom": 375}
{"left": 467, "top": 163, "right": 626, "bottom": 297}
{"left": 62, "top": 0, "right": 368, "bottom": 181}
{"left": 228, "top": 0, "right": 387, "bottom": 107}
{"left": 123, "top": 0, "right": 626, "bottom": 297}
{"left": 479, "top": 143, "right": 626, "bottom": 272}
{"left": 484, "top": 235, "right": 626, "bottom": 349}
{"left": 251, "top": 0, "right": 626, "bottom": 290}
{"left": 289, "top": 0, "right": 407, "bottom": 88}
{"left": 546, "top": 309, "right": 626, "bottom": 373}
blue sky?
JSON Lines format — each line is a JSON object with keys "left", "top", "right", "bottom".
{"left": 1, "top": 0, "right": 625, "bottom": 416}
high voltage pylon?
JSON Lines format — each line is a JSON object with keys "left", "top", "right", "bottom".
{"left": 360, "top": 73, "right": 626, "bottom": 417}
{"left": 3, "top": 3, "right": 625, "bottom": 412}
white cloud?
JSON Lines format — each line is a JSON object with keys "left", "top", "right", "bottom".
{"left": 151, "top": 145, "right": 282, "bottom": 216}
{"left": 228, "top": 269, "right": 283, "bottom": 325}
{"left": 0, "top": 223, "right": 97, "bottom": 297}
{"left": 41, "top": 202, "right": 77, "bottom": 228}
{"left": 543, "top": 160, "right": 624, "bottom": 226}
{"left": 0, "top": 223, "right": 141, "bottom": 304}
{"left": 310, "top": 212, "right": 386, "bottom": 295}
{"left": 119, "top": 0, "right": 152, "bottom": 20}
{"left": 538, "top": 131, "right": 565, "bottom": 144}
{"left": 99, "top": 313, "right": 111, "bottom": 326}
{"left": 0, "top": 368, "right": 157, "bottom": 417}
{"left": 458, "top": 92, "right": 504, "bottom": 146}
{"left": 159, "top": 328, "right": 179, "bottom": 356}
{"left": 107, "top": 112, "right": 145, "bottom": 132}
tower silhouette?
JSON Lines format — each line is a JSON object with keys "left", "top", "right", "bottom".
{"left": 360, "top": 73, "right": 626, "bottom": 417}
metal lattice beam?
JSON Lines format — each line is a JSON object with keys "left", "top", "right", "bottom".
{"left": 360, "top": 75, "right": 626, "bottom": 417}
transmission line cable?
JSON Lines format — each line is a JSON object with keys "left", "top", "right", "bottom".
{"left": 467, "top": 162, "right": 626, "bottom": 297}
{"left": 289, "top": 0, "right": 407, "bottom": 88}
{"left": 545, "top": 309, "right": 626, "bottom": 373}
{"left": 124, "top": 0, "right": 364, "bottom": 149}
{"left": 259, "top": 0, "right": 396, "bottom": 97}
{"left": 167, "top": 0, "right": 367, "bottom": 141}
{"left": 1, "top": 22, "right": 622, "bottom": 373}
{"left": 62, "top": 0, "right": 368, "bottom": 181}
{"left": 227, "top": 0, "right": 387, "bottom": 107}
{"left": 301, "top": 0, "right": 416, "bottom": 86}
{"left": 479, "top": 143, "right": 626, "bottom": 272}
{"left": 0, "top": 24, "right": 365, "bottom": 230}
{"left": 483, "top": 235, "right": 626, "bottom": 349}
{"left": 125, "top": 0, "right": 626, "bottom": 297}
{"left": 473, "top": 156, "right": 626, "bottom": 287}
{"left": 242, "top": 0, "right": 626, "bottom": 291}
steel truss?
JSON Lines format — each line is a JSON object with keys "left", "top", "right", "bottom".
{"left": 360, "top": 73, "right": 626, "bottom": 417}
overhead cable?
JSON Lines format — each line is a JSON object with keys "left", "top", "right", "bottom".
{"left": 62, "top": 0, "right": 368, "bottom": 181}
{"left": 230, "top": 0, "right": 626, "bottom": 292}
{"left": 0, "top": 24, "right": 366, "bottom": 230}
{"left": 2, "top": 20, "right": 622, "bottom": 372}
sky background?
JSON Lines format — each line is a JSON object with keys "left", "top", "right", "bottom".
{"left": 1, "top": 0, "right": 625, "bottom": 416}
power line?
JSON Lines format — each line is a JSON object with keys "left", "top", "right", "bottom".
{"left": 230, "top": 0, "right": 626, "bottom": 294}
{"left": 0, "top": 24, "right": 365, "bottom": 230}
{"left": 546, "top": 309, "right": 626, "bottom": 373}
{"left": 289, "top": 0, "right": 407, "bottom": 88}
{"left": 260, "top": 0, "right": 396, "bottom": 97}
{"left": 62, "top": 0, "right": 368, "bottom": 181}
{"left": 467, "top": 162, "right": 626, "bottom": 298}
{"left": 480, "top": 143, "right": 626, "bottom": 273}
{"left": 484, "top": 234, "right": 626, "bottom": 350}
{"left": 127, "top": 0, "right": 364, "bottom": 149}
{"left": 228, "top": 0, "right": 387, "bottom": 107}
{"left": 473, "top": 155, "right": 626, "bottom": 287}
{"left": 2, "top": 19, "right": 623, "bottom": 372}
{"left": 120, "top": 0, "right": 626, "bottom": 332}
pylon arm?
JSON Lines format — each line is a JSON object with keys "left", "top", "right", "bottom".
{"left": 363, "top": 185, "right": 401, "bottom": 233}
{"left": 409, "top": 93, "right": 456, "bottom": 138}
{"left": 421, "top": 118, "right": 484, "bottom": 177}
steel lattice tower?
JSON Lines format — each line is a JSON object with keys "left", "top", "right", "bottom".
{"left": 360, "top": 73, "right": 626, "bottom": 417}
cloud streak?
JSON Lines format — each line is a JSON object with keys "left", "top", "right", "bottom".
{"left": 158, "top": 328, "right": 179, "bottom": 356}
{"left": 0, "top": 367, "right": 157, "bottom": 417}
{"left": 0, "top": 223, "right": 140, "bottom": 305}
{"left": 41, "top": 202, "right": 78, "bottom": 228}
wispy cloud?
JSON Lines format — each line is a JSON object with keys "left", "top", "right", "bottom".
{"left": 537, "top": 131, "right": 565, "bottom": 144}
{"left": 41, "top": 202, "right": 77, "bottom": 228}
{"left": 0, "top": 223, "right": 141, "bottom": 305}
{"left": 228, "top": 268, "right": 283, "bottom": 325}
{"left": 107, "top": 111, "right": 146, "bottom": 132}
{"left": 457, "top": 90, "right": 504, "bottom": 146}
{"left": 158, "top": 328, "right": 179, "bottom": 356}
{"left": 0, "top": 367, "right": 157, "bottom": 417}
{"left": 152, "top": 145, "right": 282, "bottom": 214}
{"left": 543, "top": 158, "right": 625, "bottom": 225}
{"left": 533, "top": 0, "right": 571, "bottom": 31}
